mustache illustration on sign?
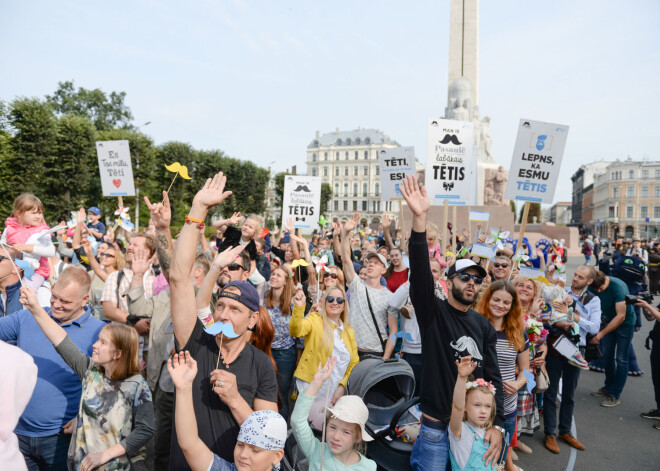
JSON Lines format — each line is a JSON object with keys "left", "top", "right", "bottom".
{"left": 443, "top": 182, "right": 454, "bottom": 191}
{"left": 204, "top": 322, "right": 240, "bottom": 338}
{"left": 293, "top": 185, "right": 311, "bottom": 192}
{"left": 439, "top": 134, "right": 462, "bottom": 145}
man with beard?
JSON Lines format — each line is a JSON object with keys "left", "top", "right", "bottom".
{"left": 399, "top": 175, "right": 504, "bottom": 471}
{"left": 543, "top": 265, "right": 601, "bottom": 453}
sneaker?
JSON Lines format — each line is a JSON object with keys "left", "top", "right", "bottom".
{"left": 591, "top": 387, "right": 608, "bottom": 397}
{"left": 641, "top": 409, "right": 660, "bottom": 420}
{"left": 568, "top": 351, "right": 589, "bottom": 370}
{"left": 514, "top": 441, "right": 532, "bottom": 454}
{"left": 654, "top": 422, "right": 660, "bottom": 430}
{"left": 601, "top": 396, "right": 621, "bottom": 407}
{"left": 628, "top": 370, "right": 644, "bottom": 376}
{"left": 589, "top": 365, "right": 604, "bottom": 373}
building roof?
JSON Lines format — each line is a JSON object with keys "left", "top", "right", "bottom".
{"left": 308, "top": 128, "right": 398, "bottom": 148}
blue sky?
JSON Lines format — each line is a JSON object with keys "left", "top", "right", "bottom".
{"left": 2, "top": 0, "right": 658, "bottom": 206}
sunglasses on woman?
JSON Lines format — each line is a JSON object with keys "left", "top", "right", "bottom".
{"left": 493, "top": 262, "right": 509, "bottom": 268}
{"left": 326, "top": 296, "right": 345, "bottom": 305}
{"left": 323, "top": 273, "right": 338, "bottom": 279}
{"left": 455, "top": 273, "right": 484, "bottom": 285}
{"left": 98, "top": 253, "right": 115, "bottom": 259}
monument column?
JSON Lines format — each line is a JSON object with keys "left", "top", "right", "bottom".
{"left": 448, "top": 0, "right": 479, "bottom": 106}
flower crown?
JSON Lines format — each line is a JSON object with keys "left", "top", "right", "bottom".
{"left": 465, "top": 378, "right": 496, "bottom": 395}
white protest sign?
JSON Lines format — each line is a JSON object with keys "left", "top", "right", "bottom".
{"left": 281, "top": 175, "right": 321, "bottom": 230}
{"left": 379, "top": 146, "right": 416, "bottom": 201}
{"left": 96, "top": 140, "right": 136, "bottom": 197}
{"left": 425, "top": 118, "right": 475, "bottom": 205}
{"left": 504, "top": 119, "right": 569, "bottom": 204}
{"left": 469, "top": 210, "right": 490, "bottom": 222}
{"left": 518, "top": 267, "right": 551, "bottom": 286}
{"left": 470, "top": 242, "right": 497, "bottom": 259}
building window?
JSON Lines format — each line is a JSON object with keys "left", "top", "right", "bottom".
{"left": 364, "top": 151, "right": 368, "bottom": 159}
{"left": 311, "top": 168, "right": 317, "bottom": 176}
{"left": 655, "top": 185, "right": 660, "bottom": 197}
{"left": 334, "top": 200, "right": 339, "bottom": 211}
{"left": 627, "top": 185, "right": 634, "bottom": 197}
{"left": 353, "top": 201, "right": 358, "bottom": 211}
{"left": 626, "top": 206, "right": 633, "bottom": 218}
{"left": 656, "top": 169, "right": 660, "bottom": 178}
{"left": 312, "top": 153, "right": 317, "bottom": 162}
{"left": 323, "top": 167, "right": 328, "bottom": 177}
{"left": 642, "top": 185, "right": 649, "bottom": 197}
{"left": 363, "top": 183, "right": 367, "bottom": 196}
{"left": 344, "top": 183, "right": 348, "bottom": 196}
{"left": 353, "top": 183, "right": 358, "bottom": 196}
{"left": 641, "top": 206, "right": 649, "bottom": 218}
{"left": 345, "top": 152, "right": 349, "bottom": 160}
{"left": 377, "top": 201, "right": 381, "bottom": 211}
{"left": 364, "top": 166, "right": 368, "bottom": 176}
{"left": 609, "top": 206, "right": 615, "bottom": 218}
{"left": 642, "top": 170, "right": 649, "bottom": 178}
{"left": 344, "top": 166, "right": 349, "bottom": 176}
{"left": 335, "top": 166, "right": 339, "bottom": 176}
{"left": 362, "top": 201, "right": 367, "bottom": 211}
{"left": 324, "top": 152, "right": 328, "bottom": 161}
{"left": 343, "top": 201, "right": 348, "bottom": 211}
{"left": 354, "top": 151, "right": 358, "bottom": 160}
{"left": 336, "top": 152, "right": 339, "bottom": 159}
{"left": 334, "top": 183, "right": 339, "bottom": 195}
{"left": 375, "top": 166, "right": 380, "bottom": 176}
{"left": 613, "top": 187, "right": 620, "bottom": 198}
{"left": 354, "top": 166, "right": 358, "bottom": 176}
{"left": 655, "top": 206, "right": 660, "bottom": 219}
{"left": 375, "top": 183, "right": 380, "bottom": 196}
{"left": 629, "top": 170, "right": 634, "bottom": 179}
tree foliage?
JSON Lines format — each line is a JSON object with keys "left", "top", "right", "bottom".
{"left": 0, "top": 84, "right": 270, "bottom": 229}
{"left": 517, "top": 202, "right": 541, "bottom": 223}
{"left": 320, "top": 183, "right": 332, "bottom": 215}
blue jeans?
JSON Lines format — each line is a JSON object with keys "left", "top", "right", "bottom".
{"left": 584, "top": 254, "right": 592, "bottom": 265}
{"left": 500, "top": 412, "right": 517, "bottom": 462}
{"left": 601, "top": 325, "right": 634, "bottom": 399}
{"left": 411, "top": 419, "right": 449, "bottom": 471}
{"left": 273, "top": 346, "right": 297, "bottom": 421}
{"left": 544, "top": 353, "right": 581, "bottom": 436}
{"left": 18, "top": 432, "right": 71, "bottom": 471}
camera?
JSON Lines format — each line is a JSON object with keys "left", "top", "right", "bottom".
{"left": 625, "top": 292, "right": 654, "bottom": 305}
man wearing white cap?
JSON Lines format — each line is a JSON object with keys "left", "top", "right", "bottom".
{"left": 341, "top": 213, "right": 399, "bottom": 360}
{"left": 399, "top": 175, "right": 505, "bottom": 471}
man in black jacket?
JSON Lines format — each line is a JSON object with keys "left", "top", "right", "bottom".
{"left": 399, "top": 175, "right": 505, "bottom": 471}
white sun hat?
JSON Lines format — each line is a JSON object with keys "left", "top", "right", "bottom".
{"left": 326, "top": 395, "right": 374, "bottom": 442}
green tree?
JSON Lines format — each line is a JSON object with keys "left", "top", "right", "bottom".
{"left": 320, "top": 183, "right": 332, "bottom": 215}
{"left": 273, "top": 172, "right": 286, "bottom": 224}
{"left": 517, "top": 202, "right": 541, "bottom": 223}
{"left": 510, "top": 200, "right": 516, "bottom": 217}
{"left": 46, "top": 81, "right": 134, "bottom": 131}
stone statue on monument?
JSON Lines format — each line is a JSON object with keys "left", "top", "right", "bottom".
{"left": 484, "top": 165, "right": 508, "bottom": 205}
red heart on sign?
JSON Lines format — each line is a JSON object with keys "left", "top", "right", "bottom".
{"left": 113, "top": 179, "right": 121, "bottom": 188}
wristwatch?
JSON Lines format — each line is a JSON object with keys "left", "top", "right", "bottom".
{"left": 492, "top": 425, "right": 505, "bottom": 436}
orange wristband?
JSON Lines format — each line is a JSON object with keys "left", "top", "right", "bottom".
{"left": 185, "top": 216, "right": 205, "bottom": 230}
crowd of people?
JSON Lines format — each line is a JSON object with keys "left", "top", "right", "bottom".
{"left": 1, "top": 172, "right": 659, "bottom": 471}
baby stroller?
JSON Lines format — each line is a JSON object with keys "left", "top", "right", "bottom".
{"left": 347, "top": 358, "right": 418, "bottom": 471}
{"left": 280, "top": 358, "right": 418, "bottom": 471}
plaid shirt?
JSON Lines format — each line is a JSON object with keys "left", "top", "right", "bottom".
{"left": 101, "top": 267, "right": 155, "bottom": 313}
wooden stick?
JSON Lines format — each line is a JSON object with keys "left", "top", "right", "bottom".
{"left": 452, "top": 206, "right": 457, "bottom": 253}
{"left": 399, "top": 203, "right": 405, "bottom": 249}
{"left": 166, "top": 172, "right": 179, "bottom": 194}
{"left": 518, "top": 201, "right": 531, "bottom": 248}
{"left": 442, "top": 199, "right": 449, "bottom": 252}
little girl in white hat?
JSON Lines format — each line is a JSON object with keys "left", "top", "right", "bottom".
{"left": 291, "top": 356, "right": 376, "bottom": 470}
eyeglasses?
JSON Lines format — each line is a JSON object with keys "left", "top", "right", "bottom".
{"left": 98, "top": 253, "right": 115, "bottom": 259}
{"left": 323, "top": 273, "right": 338, "bottom": 279}
{"left": 455, "top": 273, "right": 484, "bottom": 285}
{"left": 227, "top": 263, "right": 246, "bottom": 272}
{"left": 326, "top": 296, "right": 346, "bottom": 305}
{"left": 493, "top": 262, "right": 509, "bottom": 268}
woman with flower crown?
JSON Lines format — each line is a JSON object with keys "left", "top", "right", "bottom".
{"left": 476, "top": 280, "right": 529, "bottom": 471}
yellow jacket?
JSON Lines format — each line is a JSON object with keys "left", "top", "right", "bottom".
{"left": 289, "top": 305, "right": 359, "bottom": 387}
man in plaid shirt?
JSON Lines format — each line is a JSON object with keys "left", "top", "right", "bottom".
{"left": 101, "top": 233, "right": 157, "bottom": 336}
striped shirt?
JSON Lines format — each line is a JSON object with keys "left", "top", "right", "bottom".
{"left": 101, "top": 267, "right": 155, "bottom": 313}
{"left": 495, "top": 330, "right": 529, "bottom": 415}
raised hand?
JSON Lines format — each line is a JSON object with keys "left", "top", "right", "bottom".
{"left": 343, "top": 213, "right": 360, "bottom": 233}
{"left": 192, "top": 172, "right": 232, "bottom": 209}
{"left": 214, "top": 245, "right": 246, "bottom": 270}
{"left": 144, "top": 191, "right": 172, "bottom": 231}
{"left": 286, "top": 217, "right": 295, "bottom": 235}
{"left": 19, "top": 287, "right": 40, "bottom": 311}
{"left": 455, "top": 355, "right": 476, "bottom": 379}
{"left": 312, "top": 356, "right": 337, "bottom": 384}
{"left": 293, "top": 286, "right": 306, "bottom": 306}
{"left": 228, "top": 212, "right": 244, "bottom": 226}
{"left": 131, "top": 248, "right": 152, "bottom": 276}
{"left": 167, "top": 351, "right": 198, "bottom": 390}
{"left": 382, "top": 213, "right": 391, "bottom": 230}
{"left": 77, "top": 208, "right": 86, "bottom": 224}
{"left": 399, "top": 175, "right": 429, "bottom": 217}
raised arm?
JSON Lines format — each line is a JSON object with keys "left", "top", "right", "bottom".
{"left": 170, "top": 173, "right": 232, "bottom": 349}
{"left": 340, "top": 213, "right": 360, "bottom": 285}
{"left": 145, "top": 191, "right": 173, "bottom": 281}
{"left": 72, "top": 208, "right": 86, "bottom": 250}
{"left": 81, "top": 238, "right": 109, "bottom": 281}
{"left": 290, "top": 233, "right": 316, "bottom": 286}
{"left": 195, "top": 245, "right": 245, "bottom": 312}
{"left": 286, "top": 218, "right": 301, "bottom": 260}
{"left": 381, "top": 214, "right": 395, "bottom": 251}
{"left": 450, "top": 356, "right": 477, "bottom": 438}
